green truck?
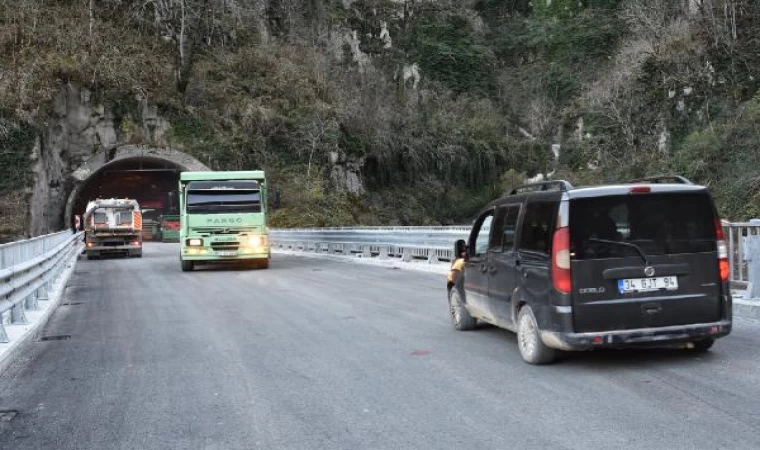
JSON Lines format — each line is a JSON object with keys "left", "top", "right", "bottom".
{"left": 179, "top": 171, "right": 270, "bottom": 271}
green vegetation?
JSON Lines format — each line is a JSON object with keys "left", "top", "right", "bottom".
{"left": 412, "top": 14, "right": 495, "bottom": 94}
{"left": 0, "top": 115, "right": 36, "bottom": 238}
{"left": 1, "top": 0, "right": 759, "bottom": 236}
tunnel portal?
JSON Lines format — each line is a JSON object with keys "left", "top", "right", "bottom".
{"left": 71, "top": 157, "right": 185, "bottom": 239}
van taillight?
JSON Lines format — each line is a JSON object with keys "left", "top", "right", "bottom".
{"left": 715, "top": 219, "right": 730, "bottom": 282}
{"left": 552, "top": 227, "right": 572, "bottom": 294}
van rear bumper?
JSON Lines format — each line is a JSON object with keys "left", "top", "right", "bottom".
{"left": 540, "top": 320, "right": 732, "bottom": 351}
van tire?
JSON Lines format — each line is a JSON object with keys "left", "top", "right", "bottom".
{"left": 517, "top": 306, "right": 556, "bottom": 365}
{"left": 688, "top": 338, "right": 714, "bottom": 352}
{"left": 181, "top": 260, "right": 194, "bottom": 272}
{"left": 449, "top": 288, "right": 477, "bottom": 331}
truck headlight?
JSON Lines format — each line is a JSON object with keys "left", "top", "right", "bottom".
{"left": 246, "top": 236, "right": 267, "bottom": 247}
{"left": 187, "top": 238, "right": 203, "bottom": 246}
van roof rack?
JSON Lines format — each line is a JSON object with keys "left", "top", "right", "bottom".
{"left": 629, "top": 175, "right": 694, "bottom": 185}
{"left": 509, "top": 180, "right": 574, "bottom": 195}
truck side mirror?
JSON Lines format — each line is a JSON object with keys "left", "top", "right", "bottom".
{"left": 455, "top": 239, "right": 467, "bottom": 260}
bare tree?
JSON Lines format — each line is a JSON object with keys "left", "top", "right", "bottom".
{"left": 297, "top": 110, "right": 339, "bottom": 184}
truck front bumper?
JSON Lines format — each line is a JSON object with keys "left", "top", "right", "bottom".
{"left": 86, "top": 244, "right": 141, "bottom": 253}
{"left": 540, "top": 320, "right": 732, "bottom": 351}
{"left": 181, "top": 248, "right": 269, "bottom": 262}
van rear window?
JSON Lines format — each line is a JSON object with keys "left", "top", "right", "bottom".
{"left": 570, "top": 192, "right": 717, "bottom": 260}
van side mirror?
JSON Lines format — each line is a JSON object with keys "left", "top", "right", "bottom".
{"left": 455, "top": 239, "right": 468, "bottom": 260}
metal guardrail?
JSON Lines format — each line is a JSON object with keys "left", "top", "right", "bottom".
{"left": 0, "top": 231, "right": 82, "bottom": 343}
{"left": 273, "top": 224, "right": 759, "bottom": 287}
{"left": 270, "top": 227, "right": 470, "bottom": 263}
{"left": 725, "top": 222, "right": 760, "bottom": 289}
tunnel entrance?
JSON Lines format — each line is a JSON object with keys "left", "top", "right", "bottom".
{"left": 71, "top": 157, "right": 184, "bottom": 240}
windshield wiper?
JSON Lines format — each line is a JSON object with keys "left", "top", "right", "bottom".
{"left": 588, "top": 238, "right": 650, "bottom": 266}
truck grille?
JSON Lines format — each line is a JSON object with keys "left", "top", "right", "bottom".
{"left": 211, "top": 242, "right": 240, "bottom": 252}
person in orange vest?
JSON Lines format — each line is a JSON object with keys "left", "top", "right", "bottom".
{"left": 447, "top": 256, "right": 465, "bottom": 291}
{"left": 447, "top": 240, "right": 467, "bottom": 291}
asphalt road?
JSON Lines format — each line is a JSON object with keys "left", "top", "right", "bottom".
{"left": 2, "top": 243, "right": 760, "bottom": 450}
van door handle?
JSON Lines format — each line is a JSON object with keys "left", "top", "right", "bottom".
{"left": 642, "top": 303, "right": 662, "bottom": 316}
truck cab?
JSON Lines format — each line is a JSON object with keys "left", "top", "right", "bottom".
{"left": 83, "top": 198, "right": 143, "bottom": 259}
{"left": 178, "top": 171, "right": 270, "bottom": 271}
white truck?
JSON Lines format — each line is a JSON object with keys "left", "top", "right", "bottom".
{"left": 83, "top": 198, "right": 143, "bottom": 259}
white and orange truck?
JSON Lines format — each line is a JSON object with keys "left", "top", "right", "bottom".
{"left": 83, "top": 198, "right": 143, "bottom": 259}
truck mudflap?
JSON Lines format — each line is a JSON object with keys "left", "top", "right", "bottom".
{"left": 539, "top": 320, "right": 732, "bottom": 351}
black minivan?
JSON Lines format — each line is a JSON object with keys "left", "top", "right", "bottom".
{"left": 448, "top": 176, "right": 732, "bottom": 364}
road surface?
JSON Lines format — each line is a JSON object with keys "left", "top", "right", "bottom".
{"left": 1, "top": 243, "right": 760, "bottom": 450}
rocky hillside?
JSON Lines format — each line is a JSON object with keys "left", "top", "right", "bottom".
{"left": 1, "top": 0, "right": 759, "bottom": 239}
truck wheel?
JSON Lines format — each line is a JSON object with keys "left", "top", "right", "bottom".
{"left": 258, "top": 259, "right": 269, "bottom": 269}
{"left": 86, "top": 253, "right": 99, "bottom": 261}
{"left": 687, "top": 338, "right": 714, "bottom": 353}
{"left": 181, "top": 260, "right": 194, "bottom": 272}
{"left": 448, "top": 288, "right": 477, "bottom": 331}
{"left": 517, "top": 305, "right": 556, "bottom": 365}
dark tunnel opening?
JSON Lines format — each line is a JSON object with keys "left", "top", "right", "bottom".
{"left": 72, "top": 157, "right": 184, "bottom": 239}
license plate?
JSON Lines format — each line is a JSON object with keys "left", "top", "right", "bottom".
{"left": 618, "top": 276, "right": 678, "bottom": 293}
{"left": 217, "top": 251, "right": 237, "bottom": 257}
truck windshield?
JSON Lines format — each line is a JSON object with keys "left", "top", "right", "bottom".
{"left": 115, "top": 208, "right": 133, "bottom": 225}
{"left": 186, "top": 180, "right": 262, "bottom": 214}
{"left": 93, "top": 210, "right": 108, "bottom": 225}
{"left": 570, "top": 192, "right": 717, "bottom": 260}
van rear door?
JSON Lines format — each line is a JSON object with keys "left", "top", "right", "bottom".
{"left": 569, "top": 191, "right": 721, "bottom": 333}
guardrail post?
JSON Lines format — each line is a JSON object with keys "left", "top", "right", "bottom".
{"left": 748, "top": 235, "right": 760, "bottom": 298}
{"left": 402, "top": 248, "right": 412, "bottom": 262}
{"left": 11, "top": 302, "right": 28, "bottom": 325}
{"left": 25, "top": 291, "right": 39, "bottom": 311}
{"left": 379, "top": 246, "right": 389, "bottom": 260}
{"left": 427, "top": 249, "right": 439, "bottom": 264}
{"left": 0, "top": 321, "right": 8, "bottom": 343}
{"left": 362, "top": 245, "right": 371, "bottom": 258}
{"left": 37, "top": 283, "right": 50, "bottom": 302}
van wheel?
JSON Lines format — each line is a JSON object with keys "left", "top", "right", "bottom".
{"left": 517, "top": 306, "right": 556, "bottom": 365}
{"left": 688, "top": 338, "right": 714, "bottom": 352}
{"left": 181, "top": 260, "right": 194, "bottom": 272}
{"left": 448, "top": 288, "right": 476, "bottom": 331}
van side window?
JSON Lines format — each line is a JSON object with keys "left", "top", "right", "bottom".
{"left": 502, "top": 206, "right": 520, "bottom": 250}
{"left": 492, "top": 205, "right": 520, "bottom": 251}
{"left": 518, "top": 202, "right": 557, "bottom": 254}
{"left": 471, "top": 212, "right": 494, "bottom": 257}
